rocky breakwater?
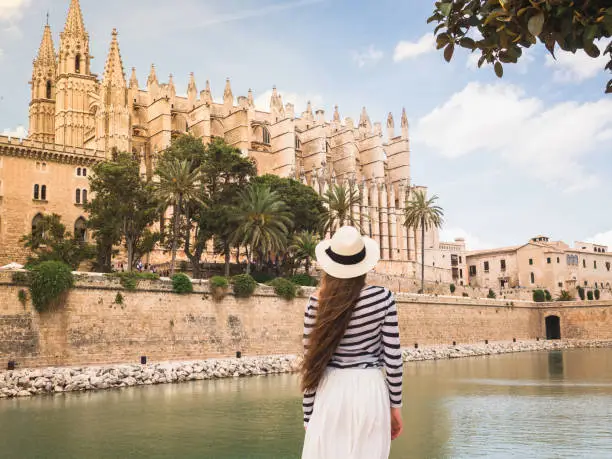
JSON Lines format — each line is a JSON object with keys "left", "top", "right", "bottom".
{"left": 0, "top": 355, "right": 298, "bottom": 399}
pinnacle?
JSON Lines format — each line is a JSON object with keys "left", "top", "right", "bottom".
{"left": 64, "top": 0, "right": 86, "bottom": 36}
{"left": 102, "top": 29, "right": 126, "bottom": 87}
{"left": 35, "top": 23, "right": 56, "bottom": 67}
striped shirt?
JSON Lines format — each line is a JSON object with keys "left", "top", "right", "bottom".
{"left": 302, "top": 285, "right": 403, "bottom": 425}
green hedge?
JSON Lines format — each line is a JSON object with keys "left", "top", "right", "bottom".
{"left": 594, "top": 289, "right": 600, "bottom": 300}
{"left": 577, "top": 286, "right": 585, "bottom": 301}
{"left": 107, "top": 272, "right": 160, "bottom": 290}
{"left": 232, "top": 274, "right": 257, "bottom": 298}
{"left": 533, "top": 289, "right": 546, "bottom": 303}
{"left": 210, "top": 276, "right": 229, "bottom": 289}
{"left": 544, "top": 290, "right": 552, "bottom": 301}
{"left": 450, "top": 283, "right": 456, "bottom": 294}
{"left": 251, "top": 271, "right": 276, "bottom": 284}
{"left": 487, "top": 289, "right": 496, "bottom": 299}
{"left": 269, "top": 278, "right": 299, "bottom": 300}
{"left": 587, "top": 290, "right": 594, "bottom": 301}
{"left": 171, "top": 273, "right": 193, "bottom": 294}
{"left": 290, "top": 274, "right": 318, "bottom": 287}
{"left": 29, "top": 261, "right": 74, "bottom": 313}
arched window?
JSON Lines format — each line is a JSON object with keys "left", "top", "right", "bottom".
{"left": 33, "top": 184, "right": 40, "bottom": 200}
{"left": 31, "top": 213, "right": 44, "bottom": 244}
{"left": 46, "top": 80, "right": 52, "bottom": 99}
{"left": 262, "top": 127, "right": 271, "bottom": 145}
{"left": 77, "top": 167, "right": 82, "bottom": 176}
{"left": 41, "top": 185, "right": 47, "bottom": 201}
{"left": 74, "top": 217, "right": 87, "bottom": 242}
{"left": 295, "top": 136, "right": 301, "bottom": 150}
{"left": 82, "top": 189, "right": 88, "bottom": 204}
{"left": 83, "top": 168, "right": 87, "bottom": 177}
{"left": 75, "top": 54, "right": 81, "bottom": 73}
{"left": 530, "top": 272, "right": 535, "bottom": 284}
{"left": 75, "top": 189, "right": 81, "bottom": 204}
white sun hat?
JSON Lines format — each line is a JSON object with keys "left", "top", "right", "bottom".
{"left": 315, "top": 226, "right": 380, "bottom": 279}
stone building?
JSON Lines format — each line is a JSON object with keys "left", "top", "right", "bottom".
{"left": 466, "top": 236, "right": 612, "bottom": 296}
{"left": 0, "top": 0, "right": 463, "bottom": 281}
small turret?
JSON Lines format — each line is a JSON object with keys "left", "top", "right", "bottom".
{"left": 129, "top": 67, "right": 139, "bottom": 89}
{"left": 223, "top": 78, "right": 233, "bottom": 106}
{"left": 247, "top": 88, "right": 255, "bottom": 108}
{"left": 200, "top": 80, "right": 213, "bottom": 105}
{"left": 401, "top": 107, "right": 408, "bottom": 139}
{"left": 386, "top": 112, "right": 395, "bottom": 139}
{"left": 187, "top": 72, "right": 197, "bottom": 106}
{"left": 359, "top": 107, "right": 372, "bottom": 133}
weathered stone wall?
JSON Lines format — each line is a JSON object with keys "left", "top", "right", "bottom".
{"left": 1, "top": 272, "right": 611, "bottom": 369}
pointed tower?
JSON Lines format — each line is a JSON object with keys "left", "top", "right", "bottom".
{"left": 129, "top": 67, "right": 139, "bottom": 89}
{"left": 55, "top": 0, "right": 96, "bottom": 147}
{"left": 401, "top": 107, "right": 409, "bottom": 139}
{"left": 247, "top": 88, "right": 255, "bottom": 108}
{"left": 187, "top": 72, "right": 198, "bottom": 107}
{"left": 200, "top": 80, "right": 212, "bottom": 105}
{"left": 96, "top": 28, "right": 131, "bottom": 154}
{"left": 223, "top": 78, "right": 233, "bottom": 107}
{"left": 147, "top": 64, "right": 160, "bottom": 100}
{"left": 387, "top": 112, "right": 395, "bottom": 139}
{"left": 359, "top": 107, "right": 372, "bottom": 133}
{"left": 29, "top": 22, "right": 57, "bottom": 143}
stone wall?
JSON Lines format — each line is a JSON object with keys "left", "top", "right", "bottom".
{"left": 1, "top": 271, "right": 611, "bottom": 369}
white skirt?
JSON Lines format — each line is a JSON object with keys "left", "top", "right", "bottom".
{"left": 302, "top": 368, "right": 391, "bottom": 459}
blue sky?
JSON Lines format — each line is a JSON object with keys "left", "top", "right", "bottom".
{"left": 1, "top": 0, "right": 611, "bottom": 250}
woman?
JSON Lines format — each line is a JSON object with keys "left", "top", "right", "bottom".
{"left": 301, "top": 226, "right": 404, "bottom": 459}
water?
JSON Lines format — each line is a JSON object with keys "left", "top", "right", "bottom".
{"left": 1, "top": 348, "right": 611, "bottom": 458}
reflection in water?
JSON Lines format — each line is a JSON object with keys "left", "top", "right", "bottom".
{"left": 0, "top": 349, "right": 611, "bottom": 458}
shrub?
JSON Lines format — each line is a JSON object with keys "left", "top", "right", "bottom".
{"left": 232, "top": 274, "right": 257, "bottom": 298}
{"left": 210, "top": 276, "right": 229, "bottom": 301}
{"left": 450, "top": 283, "right": 456, "bottom": 294}
{"left": 108, "top": 272, "right": 160, "bottom": 290}
{"left": 544, "top": 290, "right": 552, "bottom": 302}
{"left": 269, "top": 278, "right": 298, "bottom": 300}
{"left": 11, "top": 271, "right": 31, "bottom": 286}
{"left": 17, "top": 289, "right": 28, "bottom": 307}
{"left": 290, "top": 274, "right": 318, "bottom": 287}
{"left": 577, "top": 286, "right": 585, "bottom": 301}
{"left": 171, "top": 273, "right": 193, "bottom": 294}
{"left": 587, "top": 290, "right": 594, "bottom": 301}
{"left": 594, "top": 289, "right": 600, "bottom": 300}
{"left": 114, "top": 292, "right": 124, "bottom": 305}
{"left": 251, "top": 271, "right": 276, "bottom": 284}
{"left": 533, "top": 290, "right": 546, "bottom": 303}
{"left": 29, "top": 261, "right": 74, "bottom": 313}
{"left": 557, "top": 290, "right": 574, "bottom": 302}
{"left": 462, "top": 292, "right": 469, "bottom": 297}
{"left": 487, "top": 289, "right": 496, "bottom": 299}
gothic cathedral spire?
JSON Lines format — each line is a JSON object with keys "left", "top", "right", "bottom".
{"left": 58, "top": 0, "right": 90, "bottom": 75}
{"left": 28, "top": 23, "right": 57, "bottom": 143}
{"left": 102, "top": 29, "right": 126, "bottom": 88}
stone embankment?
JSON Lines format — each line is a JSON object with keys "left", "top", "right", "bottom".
{"left": 1, "top": 340, "right": 611, "bottom": 399}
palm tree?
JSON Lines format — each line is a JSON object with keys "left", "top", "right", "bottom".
{"left": 321, "top": 184, "right": 361, "bottom": 234}
{"left": 231, "top": 184, "right": 293, "bottom": 274}
{"left": 403, "top": 189, "right": 444, "bottom": 294}
{"left": 155, "top": 159, "right": 204, "bottom": 276}
{"left": 290, "top": 231, "right": 319, "bottom": 274}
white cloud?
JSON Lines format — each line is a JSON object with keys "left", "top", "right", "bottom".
{"left": 254, "top": 89, "right": 323, "bottom": 113}
{"left": 586, "top": 230, "right": 612, "bottom": 250}
{"left": 440, "top": 227, "right": 494, "bottom": 251}
{"left": 352, "top": 45, "right": 383, "bottom": 68}
{"left": 413, "top": 82, "right": 612, "bottom": 192}
{"left": 2, "top": 125, "right": 27, "bottom": 138}
{"left": 466, "top": 47, "right": 535, "bottom": 75}
{"left": 0, "top": 0, "right": 30, "bottom": 21}
{"left": 393, "top": 33, "right": 435, "bottom": 62}
{"left": 545, "top": 40, "right": 608, "bottom": 83}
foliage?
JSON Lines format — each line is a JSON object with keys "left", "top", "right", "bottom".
{"left": 114, "top": 292, "right": 124, "bottom": 305}
{"left": 289, "top": 231, "right": 320, "bottom": 274}
{"left": 587, "top": 290, "right": 594, "bottom": 300}
{"left": 450, "top": 283, "right": 456, "bottom": 293}
{"left": 21, "top": 213, "right": 95, "bottom": 270}
{"left": 533, "top": 289, "right": 546, "bottom": 302}
{"left": 320, "top": 184, "right": 362, "bottom": 234}
{"left": 108, "top": 272, "right": 160, "bottom": 290}
{"left": 17, "top": 289, "right": 28, "bottom": 307}
{"left": 404, "top": 189, "right": 444, "bottom": 295}
{"left": 487, "top": 288, "right": 497, "bottom": 299}
{"left": 231, "top": 274, "right": 257, "bottom": 298}
{"left": 462, "top": 292, "right": 469, "bottom": 297}
{"left": 12, "top": 271, "right": 31, "bottom": 286}
{"left": 210, "top": 276, "right": 229, "bottom": 289}
{"left": 290, "top": 273, "right": 318, "bottom": 287}
{"left": 231, "top": 184, "right": 293, "bottom": 274}
{"left": 29, "top": 261, "right": 74, "bottom": 313}
{"left": 595, "top": 288, "right": 601, "bottom": 300}
{"left": 87, "top": 153, "right": 160, "bottom": 272}
{"left": 251, "top": 271, "right": 276, "bottom": 284}
{"left": 557, "top": 290, "right": 574, "bottom": 302}
{"left": 251, "top": 175, "right": 325, "bottom": 234}
{"left": 544, "top": 290, "right": 552, "bottom": 301}
{"left": 428, "top": 1, "right": 612, "bottom": 93}
{"left": 171, "top": 273, "right": 193, "bottom": 294}
{"left": 268, "top": 277, "right": 299, "bottom": 300}
{"left": 577, "top": 285, "right": 586, "bottom": 300}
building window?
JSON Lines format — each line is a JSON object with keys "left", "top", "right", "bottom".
{"left": 584, "top": 280, "right": 588, "bottom": 286}
{"left": 75, "top": 54, "right": 81, "bottom": 73}
{"left": 459, "top": 268, "right": 463, "bottom": 279}
{"left": 83, "top": 168, "right": 87, "bottom": 177}
{"left": 595, "top": 282, "right": 598, "bottom": 289}
{"left": 74, "top": 217, "right": 87, "bottom": 242}
{"left": 583, "top": 259, "right": 586, "bottom": 268}
{"left": 530, "top": 272, "right": 535, "bottom": 284}
{"left": 41, "top": 185, "right": 46, "bottom": 200}
{"left": 484, "top": 261, "right": 489, "bottom": 273}
{"left": 295, "top": 136, "right": 301, "bottom": 150}
{"left": 558, "top": 282, "right": 563, "bottom": 288}
{"left": 31, "top": 213, "right": 44, "bottom": 243}
{"left": 547, "top": 257, "right": 551, "bottom": 264}
{"left": 459, "top": 256, "right": 462, "bottom": 263}
{"left": 529, "top": 258, "right": 533, "bottom": 265}
{"left": 46, "top": 80, "right": 52, "bottom": 99}
{"left": 469, "top": 265, "right": 477, "bottom": 276}
{"left": 77, "top": 167, "right": 82, "bottom": 176}
{"left": 75, "top": 189, "right": 81, "bottom": 204}
{"left": 500, "top": 259, "right": 506, "bottom": 271}
{"left": 262, "top": 127, "right": 271, "bottom": 145}
{"left": 606, "top": 262, "right": 610, "bottom": 272}
{"left": 594, "top": 261, "right": 597, "bottom": 269}
{"left": 33, "top": 184, "right": 40, "bottom": 200}
{"left": 82, "top": 189, "right": 88, "bottom": 204}
{"left": 557, "top": 257, "right": 560, "bottom": 263}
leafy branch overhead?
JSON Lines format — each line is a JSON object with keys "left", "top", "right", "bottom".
{"left": 429, "top": 1, "right": 612, "bottom": 93}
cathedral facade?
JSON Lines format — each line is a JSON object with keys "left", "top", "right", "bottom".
{"left": 0, "top": 0, "right": 465, "bottom": 285}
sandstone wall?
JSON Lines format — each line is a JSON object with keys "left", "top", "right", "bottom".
{"left": 1, "top": 272, "right": 611, "bottom": 368}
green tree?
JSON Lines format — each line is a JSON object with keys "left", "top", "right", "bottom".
{"left": 87, "top": 153, "right": 160, "bottom": 272}
{"left": 154, "top": 158, "right": 204, "bottom": 276}
{"left": 321, "top": 184, "right": 362, "bottom": 234}
{"left": 428, "top": 1, "right": 612, "bottom": 93}
{"left": 290, "top": 231, "right": 320, "bottom": 274}
{"left": 231, "top": 184, "right": 293, "bottom": 274}
{"left": 251, "top": 175, "right": 325, "bottom": 234}
{"left": 557, "top": 290, "right": 574, "bottom": 301}
{"left": 21, "top": 214, "right": 95, "bottom": 270}
{"left": 403, "top": 189, "right": 444, "bottom": 294}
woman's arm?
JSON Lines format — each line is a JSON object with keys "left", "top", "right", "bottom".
{"left": 382, "top": 292, "right": 403, "bottom": 408}
{"left": 302, "top": 295, "right": 317, "bottom": 427}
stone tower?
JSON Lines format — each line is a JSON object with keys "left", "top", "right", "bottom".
{"left": 93, "top": 29, "right": 131, "bottom": 154}
{"left": 54, "top": 0, "right": 97, "bottom": 147}
{"left": 28, "top": 22, "right": 57, "bottom": 144}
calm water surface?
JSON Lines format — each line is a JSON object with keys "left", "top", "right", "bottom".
{"left": 1, "top": 348, "right": 611, "bottom": 458}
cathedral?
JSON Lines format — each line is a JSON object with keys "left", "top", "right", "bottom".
{"left": 0, "top": 0, "right": 466, "bottom": 284}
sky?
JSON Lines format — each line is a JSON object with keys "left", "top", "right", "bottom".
{"left": 0, "top": 0, "right": 610, "bottom": 251}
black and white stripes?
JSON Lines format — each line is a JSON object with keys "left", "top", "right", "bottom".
{"left": 302, "top": 285, "right": 403, "bottom": 425}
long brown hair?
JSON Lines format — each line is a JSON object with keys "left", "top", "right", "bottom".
{"left": 300, "top": 273, "right": 366, "bottom": 392}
